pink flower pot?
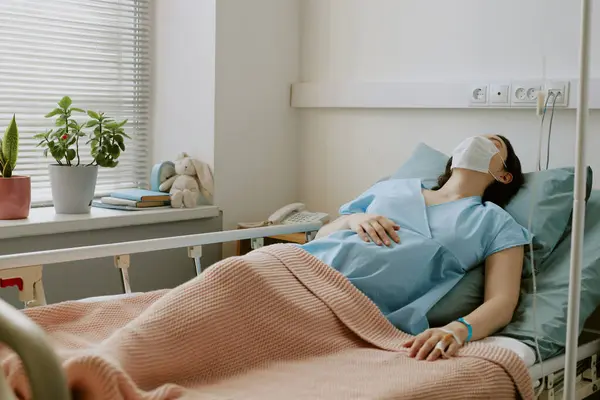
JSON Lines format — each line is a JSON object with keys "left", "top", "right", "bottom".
{"left": 0, "top": 176, "right": 31, "bottom": 220}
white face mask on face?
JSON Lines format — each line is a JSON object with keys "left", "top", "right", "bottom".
{"left": 451, "top": 136, "right": 505, "bottom": 178}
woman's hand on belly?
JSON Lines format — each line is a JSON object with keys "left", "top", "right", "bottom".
{"left": 347, "top": 214, "right": 400, "bottom": 246}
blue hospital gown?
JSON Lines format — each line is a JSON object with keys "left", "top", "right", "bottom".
{"left": 300, "top": 178, "right": 530, "bottom": 335}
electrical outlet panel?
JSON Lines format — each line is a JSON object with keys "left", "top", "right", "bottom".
{"left": 490, "top": 84, "right": 510, "bottom": 105}
{"left": 544, "top": 81, "right": 569, "bottom": 107}
{"left": 511, "top": 81, "right": 543, "bottom": 107}
{"left": 469, "top": 85, "right": 488, "bottom": 106}
{"left": 467, "top": 80, "right": 571, "bottom": 108}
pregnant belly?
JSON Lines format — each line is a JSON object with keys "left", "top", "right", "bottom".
{"left": 305, "top": 230, "right": 464, "bottom": 314}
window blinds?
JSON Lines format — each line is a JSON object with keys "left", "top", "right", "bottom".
{"left": 0, "top": 0, "right": 151, "bottom": 205}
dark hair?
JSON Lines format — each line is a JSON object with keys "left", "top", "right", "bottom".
{"left": 432, "top": 135, "right": 524, "bottom": 208}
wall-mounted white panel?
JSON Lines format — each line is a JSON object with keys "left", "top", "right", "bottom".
{"left": 291, "top": 80, "right": 600, "bottom": 109}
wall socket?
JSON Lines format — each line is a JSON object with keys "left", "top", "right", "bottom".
{"left": 469, "top": 84, "right": 488, "bottom": 106}
{"left": 511, "top": 82, "right": 543, "bottom": 107}
{"left": 544, "top": 81, "right": 569, "bottom": 107}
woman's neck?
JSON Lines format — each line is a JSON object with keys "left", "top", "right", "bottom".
{"left": 435, "top": 169, "right": 492, "bottom": 199}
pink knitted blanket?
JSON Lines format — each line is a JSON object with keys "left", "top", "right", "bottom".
{"left": 1, "top": 244, "right": 533, "bottom": 399}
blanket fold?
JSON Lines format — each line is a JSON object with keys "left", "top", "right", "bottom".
{"left": 1, "top": 244, "right": 533, "bottom": 399}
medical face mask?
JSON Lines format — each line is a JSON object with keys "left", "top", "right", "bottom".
{"left": 451, "top": 136, "right": 506, "bottom": 179}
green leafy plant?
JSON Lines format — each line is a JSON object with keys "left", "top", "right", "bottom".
{"left": 35, "top": 96, "right": 129, "bottom": 168}
{"left": 34, "top": 96, "right": 86, "bottom": 166}
{"left": 85, "top": 111, "right": 129, "bottom": 168}
{"left": 0, "top": 114, "right": 19, "bottom": 178}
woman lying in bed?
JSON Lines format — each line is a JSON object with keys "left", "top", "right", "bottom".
{"left": 302, "top": 134, "right": 529, "bottom": 362}
{"left": 2, "top": 134, "right": 533, "bottom": 400}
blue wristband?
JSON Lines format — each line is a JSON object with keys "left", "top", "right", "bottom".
{"left": 457, "top": 317, "right": 473, "bottom": 342}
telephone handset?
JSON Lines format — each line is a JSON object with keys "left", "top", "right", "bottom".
{"left": 238, "top": 203, "right": 329, "bottom": 229}
{"left": 268, "top": 203, "right": 329, "bottom": 225}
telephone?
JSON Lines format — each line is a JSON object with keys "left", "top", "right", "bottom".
{"left": 238, "top": 203, "right": 329, "bottom": 229}
{"left": 267, "top": 203, "right": 329, "bottom": 225}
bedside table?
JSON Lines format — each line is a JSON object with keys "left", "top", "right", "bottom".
{"left": 235, "top": 228, "right": 313, "bottom": 256}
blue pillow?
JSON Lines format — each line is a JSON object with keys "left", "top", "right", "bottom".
{"left": 498, "top": 190, "right": 600, "bottom": 361}
{"left": 389, "top": 142, "right": 448, "bottom": 189}
{"left": 508, "top": 167, "right": 594, "bottom": 270}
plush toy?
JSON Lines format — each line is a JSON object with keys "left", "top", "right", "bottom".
{"left": 159, "top": 153, "right": 214, "bottom": 208}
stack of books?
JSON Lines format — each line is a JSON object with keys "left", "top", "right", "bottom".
{"left": 92, "top": 189, "right": 171, "bottom": 211}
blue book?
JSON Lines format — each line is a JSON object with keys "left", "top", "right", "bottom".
{"left": 110, "top": 188, "right": 171, "bottom": 202}
{"left": 92, "top": 200, "right": 170, "bottom": 212}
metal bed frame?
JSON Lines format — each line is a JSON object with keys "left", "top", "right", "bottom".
{"left": 531, "top": 331, "right": 600, "bottom": 400}
{"left": 0, "top": 221, "right": 598, "bottom": 400}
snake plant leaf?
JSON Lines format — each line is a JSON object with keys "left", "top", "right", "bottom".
{"left": 3, "top": 162, "right": 12, "bottom": 178}
{"left": 0, "top": 138, "right": 4, "bottom": 177}
{"left": 2, "top": 115, "right": 19, "bottom": 175}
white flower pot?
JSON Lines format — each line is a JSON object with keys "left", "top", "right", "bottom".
{"left": 49, "top": 165, "right": 98, "bottom": 214}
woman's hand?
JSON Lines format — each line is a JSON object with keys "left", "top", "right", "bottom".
{"left": 347, "top": 214, "right": 400, "bottom": 246}
{"left": 402, "top": 325, "right": 468, "bottom": 361}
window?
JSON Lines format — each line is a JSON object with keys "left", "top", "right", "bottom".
{"left": 0, "top": 0, "right": 151, "bottom": 205}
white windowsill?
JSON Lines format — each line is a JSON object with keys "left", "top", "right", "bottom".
{"left": 0, "top": 206, "right": 221, "bottom": 240}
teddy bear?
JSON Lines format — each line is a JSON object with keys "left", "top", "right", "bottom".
{"left": 159, "top": 153, "right": 214, "bottom": 208}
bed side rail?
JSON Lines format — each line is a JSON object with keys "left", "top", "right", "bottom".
{"left": 0, "top": 297, "right": 70, "bottom": 400}
{"left": 537, "top": 355, "right": 598, "bottom": 399}
{"left": 535, "top": 332, "right": 600, "bottom": 399}
{"left": 0, "top": 222, "right": 322, "bottom": 271}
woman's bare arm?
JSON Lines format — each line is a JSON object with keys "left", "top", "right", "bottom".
{"left": 314, "top": 215, "right": 353, "bottom": 239}
{"left": 406, "top": 245, "right": 524, "bottom": 361}
{"left": 444, "top": 245, "right": 524, "bottom": 342}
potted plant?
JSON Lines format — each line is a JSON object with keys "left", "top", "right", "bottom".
{"left": 85, "top": 110, "right": 130, "bottom": 168}
{"left": 0, "top": 115, "right": 31, "bottom": 220}
{"left": 34, "top": 96, "right": 129, "bottom": 214}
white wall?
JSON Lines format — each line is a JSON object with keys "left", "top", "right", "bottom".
{"left": 151, "top": 0, "right": 300, "bottom": 257}
{"left": 215, "top": 0, "right": 300, "bottom": 253}
{"left": 299, "top": 0, "right": 600, "bottom": 217}
{"left": 151, "top": 0, "right": 216, "bottom": 167}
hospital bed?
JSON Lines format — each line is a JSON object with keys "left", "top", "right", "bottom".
{"left": 0, "top": 222, "right": 598, "bottom": 400}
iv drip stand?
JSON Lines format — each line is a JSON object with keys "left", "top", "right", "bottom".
{"left": 563, "top": 0, "right": 592, "bottom": 398}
